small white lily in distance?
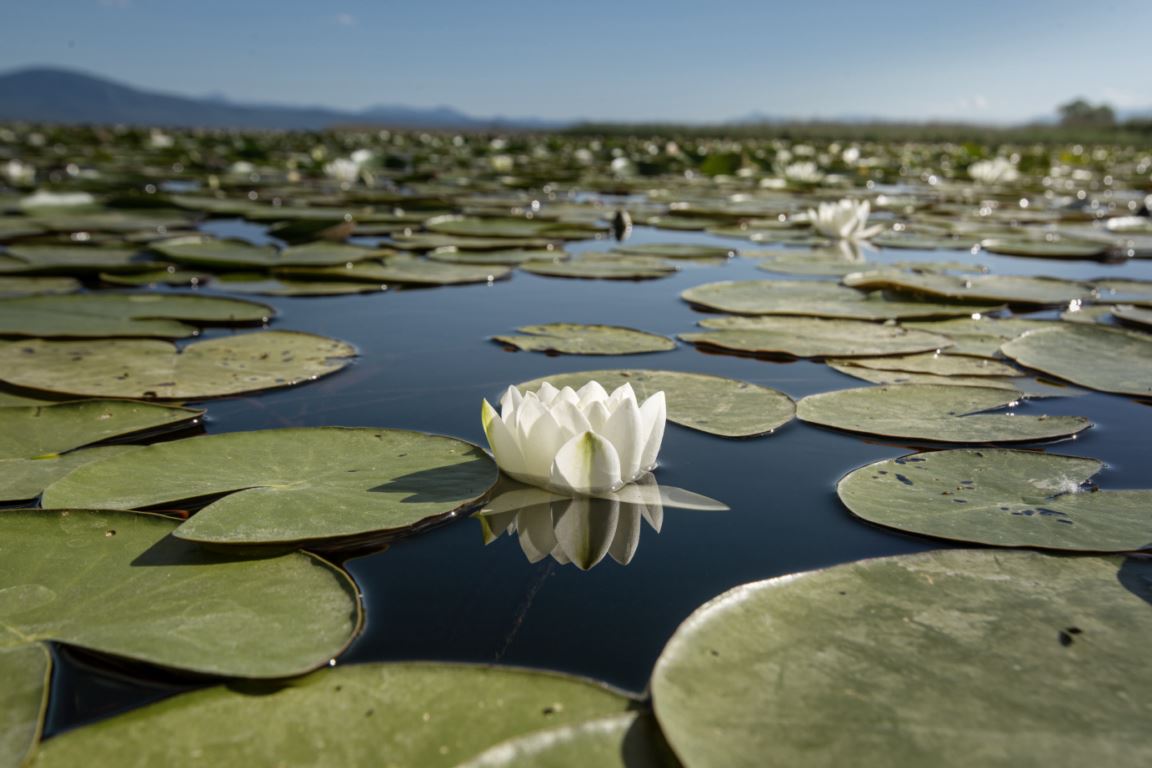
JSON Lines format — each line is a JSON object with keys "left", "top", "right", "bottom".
{"left": 482, "top": 381, "right": 666, "bottom": 496}
{"left": 807, "top": 198, "right": 884, "bottom": 241}
{"left": 968, "top": 157, "right": 1019, "bottom": 185}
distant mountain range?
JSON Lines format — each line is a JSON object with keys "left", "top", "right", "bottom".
{"left": 0, "top": 67, "right": 571, "bottom": 131}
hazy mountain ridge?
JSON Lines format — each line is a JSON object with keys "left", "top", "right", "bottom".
{"left": 0, "top": 67, "right": 570, "bottom": 131}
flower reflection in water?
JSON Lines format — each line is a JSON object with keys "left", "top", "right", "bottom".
{"left": 477, "top": 475, "right": 727, "bottom": 571}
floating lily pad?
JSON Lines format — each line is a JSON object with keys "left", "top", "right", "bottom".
{"left": 1091, "top": 279, "right": 1152, "bottom": 307}
{"left": 796, "top": 384, "right": 1090, "bottom": 442}
{"left": 826, "top": 364, "right": 1023, "bottom": 391}
{"left": 900, "top": 317, "right": 1061, "bottom": 356}
{"left": 391, "top": 233, "right": 555, "bottom": 252}
{"left": 870, "top": 232, "right": 975, "bottom": 250}
{"left": 1112, "top": 304, "right": 1152, "bottom": 330}
{"left": 456, "top": 713, "right": 675, "bottom": 768}
{"left": 0, "top": 276, "right": 81, "bottom": 296}
{"left": 838, "top": 448, "right": 1152, "bottom": 551}
{"left": 515, "top": 370, "right": 794, "bottom": 438}
{"left": 43, "top": 427, "right": 498, "bottom": 548}
{"left": 149, "top": 237, "right": 279, "bottom": 269}
{"left": 825, "top": 352, "right": 1019, "bottom": 377}
{"left": 494, "top": 324, "right": 675, "bottom": 355}
{"left": 843, "top": 271, "right": 1093, "bottom": 306}
{"left": 0, "top": 400, "right": 201, "bottom": 460}
{"left": 214, "top": 275, "right": 387, "bottom": 296}
{"left": 0, "top": 293, "right": 272, "bottom": 338}
{"left": 0, "top": 331, "right": 356, "bottom": 399}
{"left": 651, "top": 549, "right": 1152, "bottom": 767}
{"left": 681, "top": 280, "right": 1001, "bottom": 320}
{"left": 279, "top": 257, "right": 511, "bottom": 286}
{"left": 0, "top": 509, "right": 361, "bottom": 766}
{"left": 429, "top": 248, "right": 563, "bottom": 266}
{"left": 99, "top": 269, "right": 210, "bottom": 287}
{"left": 425, "top": 215, "right": 561, "bottom": 239}
{"left": 683, "top": 317, "right": 952, "bottom": 358}
{"left": 30, "top": 663, "right": 633, "bottom": 768}
{"left": 614, "top": 243, "right": 735, "bottom": 260}
{"left": 1059, "top": 305, "right": 1115, "bottom": 325}
{"left": 981, "top": 238, "right": 1111, "bottom": 259}
{"left": 520, "top": 258, "right": 676, "bottom": 280}
{"left": 0, "top": 446, "right": 139, "bottom": 502}
{"left": 1001, "top": 324, "right": 1152, "bottom": 397}
{"left": 0, "top": 245, "right": 148, "bottom": 275}
{"left": 0, "top": 644, "right": 49, "bottom": 768}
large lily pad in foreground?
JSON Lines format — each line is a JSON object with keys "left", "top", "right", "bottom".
{"left": 42, "top": 427, "right": 498, "bottom": 547}
{"left": 31, "top": 663, "right": 633, "bottom": 768}
{"left": 0, "top": 446, "right": 139, "bottom": 502}
{"left": 651, "top": 550, "right": 1152, "bottom": 767}
{"left": 516, "top": 370, "right": 794, "bottom": 437}
{"left": 494, "top": 323, "right": 676, "bottom": 355}
{"left": 0, "top": 293, "right": 273, "bottom": 338}
{"left": 682, "top": 317, "right": 951, "bottom": 358}
{"left": 0, "top": 509, "right": 360, "bottom": 766}
{"left": 0, "top": 400, "right": 201, "bottom": 460}
{"left": 0, "top": 331, "right": 356, "bottom": 399}
{"left": 796, "top": 384, "right": 1090, "bottom": 443}
{"left": 838, "top": 448, "right": 1152, "bottom": 551}
{"left": 1001, "top": 324, "right": 1152, "bottom": 397}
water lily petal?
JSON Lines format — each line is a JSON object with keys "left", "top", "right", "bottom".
{"left": 534, "top": 381, "right": 560, "bottom": 406}
{"left": 551, "top": 399, "right": 593, "bottom": 437}
{"left": 554, "top": 386, "right": 580, "bottom": 406}
{"left": 523, "top": 408, "right": 568, "bottom": 483}
{"left": 550, "top": 431, "right": 622, "bottom": 495}
{"left": 606, "top": 382, "right": 636, "bottom": 410}
{"left": 638, "top": 391, "right": 667, "bottom": 471}
{"left": 499, "top": 385, "right": 524, "bottom": 416}
{"left": 599, "top": 394, "right": 644, "bottom": 481}
{"left": 554, "top": 496, "right": 616, "bottom": 570}
{"left": 576, "top": 380, "right": 609, "bottom": 408}
{"left": 584, "top": 400, "right": 612, "bottom": 433}
{"left": 482, "top": 399, "right": 530, "bottom": 479}
{"left": 516, "top": 507, "right": 558, "bottom": 563}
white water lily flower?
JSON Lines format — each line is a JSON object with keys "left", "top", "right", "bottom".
{"left": 807, "top": 198, "right": 883, "bottom": 241}
{"left": 19, "top": 190, "right": 95, "bottom": 209}
{"left": 482, "top": 381, "right": 666, "bottom": 496}
{"left": 783, "top": 161, "right": 824, "bottom": 184}
{"left": 2, "top": 159, "right": 35, "bottom": 185}
{"left": 968, "top": 157, "right": 1019, "bottom": 184}
{"left": 323, "top": 157, "right": 361, "bottom": 184}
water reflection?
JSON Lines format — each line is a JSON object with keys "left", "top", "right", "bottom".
{"left": 477, "top": 475, "right": 727, "bottom": 570}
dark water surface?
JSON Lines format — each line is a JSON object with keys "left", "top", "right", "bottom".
{"left": 44, "top": 221, "right": 1152, "bottom": 732}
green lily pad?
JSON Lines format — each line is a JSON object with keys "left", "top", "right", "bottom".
{"left": 0, "top": 644, "right": 49, "bottom": 768}
{"left": 827, "top": 364, "right": 1023, "bottom": 391}
{"left": 1091, "top": 279, "right": 1152, "bottom": 307}
{"left": 391, "top": 233, "right": 555, "bottom": 252}
{"left": 0, "top": 400, "right": 201, "bottom": 460}
{"left": 0, "top": 331, "right": 357, "bottom": 400}
{"left": 0, "top": 508, "right": 359, "bottom": 677}
{"left": 1112, "top": 304, "right": 1152, "bottom": 330}
{"left": 149, "top": 237, "right": 279, "bottom": 269}
{"left": 494, "top": 324, "right": 676, "bottom": 355}
{"left": 214, "top": 275, "right": 387, "bottom": 296}
{"left": 424, "top": 215, "right": 561, "bottom": 239}
{"left": 521, "top": 258, "right": 676, "bottom": 280}
{"left": 1060, "top": 305, "right": 1115, "bottom": 325}
{"left": 279, "top": 257, "right": 511, "bottom": 286}
{"left": 980, "top": 238, "right": 1111, "bottom": 259}
{"left": 870, "top": 232, "right": 976, "bottom": 250}
{"left": 683, "top": 317, "right": 952, "bottom": 358}
{"left": 843, "top": 271, "right": 1093, "bottom": 306}
{"left": 99, "top": 269, "right": 210, "bottom": 287}
{"left": 0, "top": 446, "right": 139, "bottom": 502}
{"left": 614, "top": 243, "right": 735, "bottom": 260}
{"left": 824, "top": 352, "right": 1019, "bottom": 377}
{"left": 456, "top": 713, "right": 675, "bottom": 768}
{"left": 0, "top": 277, "right": 81, "bottom": 297}
{"left": 43, "top": 427, "right": 498, "bottom": 548}
{"left": 796, "top": 384, "right": 1090, "bottom": 442}
{"left": 0, "top": 293, "right": 273, "bottom": 338}
{"left": 429, "top": 248, "right": 564, "bottom": 266}
{"left": 681, "top": 280, "right": 1001, "bottom": 320}
{"left": 0, "top": 245, "right": 148, "bottom": 275}
{"left": 651, "top": 550, "right": 1152, "bottom": 767}
{"left": 30, "top": 663, "right": 633, "bottom": 768}
{"left": 838, "top": 448, "right": 1152, "bottom": 551}
{"left": 1001, "top": 324, "right": 1152, "bottom": 397}
{"left": 900, "top": 317, "right": 1061, "bottom": 357}
{"left": 515, "top": 370, "right": 794, "bottom": 438}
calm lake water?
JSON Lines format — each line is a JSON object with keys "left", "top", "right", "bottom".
{"left": 44, "top": 216, "right": 1152, "bottom": 732}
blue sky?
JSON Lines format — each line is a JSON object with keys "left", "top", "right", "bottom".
{"left": 3, "top": 0, "right": 1150, "bottom": 122}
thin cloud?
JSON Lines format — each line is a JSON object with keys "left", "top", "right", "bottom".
{"left": 335, "top": 13, "right": 357, "bottom": 27}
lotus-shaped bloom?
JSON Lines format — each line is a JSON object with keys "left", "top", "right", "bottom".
{"left": 482, "top": 381, "right": 666, "bottom": 495}
{"left": 807, "top": 198, "right": 882, "bottom": 241}
{"left": 968, "top": 157, "right": 1019, "bottom": 184}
